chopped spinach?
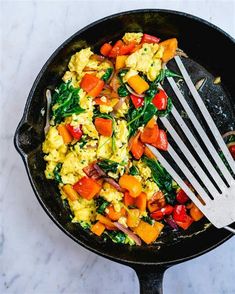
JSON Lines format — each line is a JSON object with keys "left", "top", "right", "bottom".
{"left": 102, "top": 67, "right": 113, "bottom": 82}
{"left": 53, "top": 163, "right": 62, "bottom": 183}
{"left": 79, "top": 135, "right": 88, "bottom": 148}
{"left": 79, "top": 221, "right": 91, "bottom": 230}
{"left": 95, "top": 197, "right": 110, "bottom": 214}
{"left": 141, "top": 216, "right": 154, "bottom": 225}
{"left": 155, "top": 68, "right": 182, "bottom": 84}
{"left": 106, "top": 231, "right": 126, "bottom": 244}
{"left": 129, "top": 165, "right": 139, "bottom": 175}
{"left": 97, "top": 159, "right": 119, "bottom": 174}
{"left": 51, "top": 81, "right": 84, "bottom": 124}
{"left": 143, "top": 156, "right": 176, "bottom": 205}
{"left": 118, "top": 85, "right": 129, "bottom": 97}
{"left": 227, "top": 134, "right": 235, "bottom": 143}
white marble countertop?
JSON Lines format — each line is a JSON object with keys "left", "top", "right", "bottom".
{"left": 1, "top": 0, "right": 235, "bottom": 293}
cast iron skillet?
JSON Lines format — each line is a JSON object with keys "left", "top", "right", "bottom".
{"left": 14, "top": 9, "right": 235, "bottom": 294}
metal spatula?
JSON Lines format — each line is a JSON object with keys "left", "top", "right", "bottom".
{"left": 147, "top": 56, "right": 235, "bottom": 234}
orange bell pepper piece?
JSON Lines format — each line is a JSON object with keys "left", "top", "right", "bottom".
{"left": 94, "top": 117, "right": 113, "bottom": 137}
{"left": 129, "top": 131, "right": 145, "bottom": 160}
{"left": 127, "top": 209, "right": 140, "bottom": 228}
{"left": 127, "top": 74, "right": 149, "bottom": 95}
{"left": 119, "top": 174, "right": 142, "bottom": 198}
{"left": 135, "top": 192, "right": 147, "bottom": 211}
{"left": 160, "top": 38, "right": 178, "bottom": 63}
{"left": 57, "top": 124, "right": 73, "bottom": 144}
{"left": 115, "top": 55, "right": 128, "bottom": 70}
{"left": 91, "top": 221, "right": 105, "bottom": 236}
{"left": 134, "top": 220, "right": 164, "bottom": 244}
{"left": 62, "top": 184, "right": 79, "bottom": 201}
{"left": 96, "top": 214, "right": 116, "bottom": 230}
{"left": 140, "top": 120, "right": 159, "bottom": 145}
{"left": 124, "top": 192, "right": 135, "bottom": 207}
{"left": 73, "top": 177, "right": 101, "bottom": 200}
{"left": 106, "top": 205, "right": 126, "bottom": 221}
{"left": 190, "top": 203, "right": 204, "bottom": 221}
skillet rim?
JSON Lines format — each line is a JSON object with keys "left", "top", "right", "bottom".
{"left": 14, "top": 8, "right": 234, "bottom": 266}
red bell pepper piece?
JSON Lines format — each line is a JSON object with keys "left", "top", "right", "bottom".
{"left": 229, "top": 145, "right": 235, "bottom": 159}
{"left": 150, "top": 210, "right": 164, "bottom": 220}
{"left": 152, "top": 89, "right": 168, "bottom": 110}
{"left": 109, "top": 40, "right": 124, "bottom": 57}
{"left": 173, "top": 205, "right": 188, "bottom": 222}
{"left": 88, "top": 80, "right": 104, "bottom": 98}
{"left": 80, "top": 74, "right": 100, "bottom": 93}
{"left": 129, "top": 132, "right": 145, "bottom": 160}
{"left": 141, "top": 33, "right": 160, "bottom": 44}
{"left": 175, "top": 217, "right": 194, "bottom": 230}
{"left": 73, "top": 177, "right": 101, "bottom": 200}
{"left": 130, "top": 94, "right": 144, "bottom": 108}
{"left": 176, "top": 189, "right": 189, "bottom": 204}
{"left": 150, "top": 204, "right": 173, "bottom": 220}
{"left": 152, "top": 129, "right": 168, "bottom": 151}
{"left": 161, "top": 205, "right": 174, "bottom": 215}
{"left": 66, "top": 124, "right": 83, "bottom": 140}
{"left": 100, "top": 43, "right": 112, "bottom": 56}
{"left": 119, "top": 42, "right": 136, "bottom": 55}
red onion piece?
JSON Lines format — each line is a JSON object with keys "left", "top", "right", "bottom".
{"left": 93, "top": 163, "right": 106, "bottom": 177}
{"left": 103, "top": 177, "right": 125, "bottom": 192}
{"left": 222, "top": 131, "right": 235, "bottom": 139}
{"left": 113, "top": 222, "right": 142, "bottom": 246}
{"left": 165, "top": 216, "right": 178, "bottom": 230}
{"left": 125, "top": 84, "right": 145, "bottom": 98}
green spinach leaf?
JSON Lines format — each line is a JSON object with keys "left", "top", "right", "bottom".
{"left": 95, "top": 197, "right": 110, "bottom": 214}
{"left": 51, "top": 81, "right": 85, "bottom": 124}
{"left": 102, "top": 68, "right": 113, "bottom": 82}
{"left": 129, "top": 165, "right": 139, "bottom": 175}
{"left": 97, "top": 159, "right": 119, "bottom": 174}
{"left": 53, "top": 163, "right": 62, "bottom": 183}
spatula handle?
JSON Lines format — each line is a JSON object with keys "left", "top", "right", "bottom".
{"left": 224, "top": 226, "right": 235, "bottom": 234}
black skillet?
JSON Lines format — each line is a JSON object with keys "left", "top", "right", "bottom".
{"left": 14, "top": 9, "right": 235, "bottom": 294}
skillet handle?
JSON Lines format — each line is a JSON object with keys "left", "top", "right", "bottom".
{"left": 133, "top": 266, "right": 168, "bottom": 294}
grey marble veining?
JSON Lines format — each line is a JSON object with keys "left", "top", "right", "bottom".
{"left": 0, "top": 0, "right": 235, "bottom": 293}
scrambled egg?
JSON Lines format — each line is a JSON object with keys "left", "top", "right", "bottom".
{"left": 69, "top": 197, "right": 96, "bottom": 223}
{"left": 143, "top": 180, "right": 159, "bottom": 200}
{"left": 125, "top": 43, "right": 164, "bottom": 81}
{"left": 68, "top": 48, "right": 93, "bottom": 75}
{"left": 122, "top": 32, "right": 143, "bottom": 44}
{"left": 43, "top": 127, "right": 68, "bottom": 179}
{"left": 100, "top": 182, "right": 123, "bottom": 203}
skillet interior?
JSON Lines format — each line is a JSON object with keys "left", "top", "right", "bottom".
{"left": 15, "top": 9, "right": 234, "bottom": 266}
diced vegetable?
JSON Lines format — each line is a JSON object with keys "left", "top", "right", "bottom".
{"left": 135, "top": 192, "right": 147, "bottom": 211}
{"left": 62, "top": 184, "right": 79, "bottom": 201}
{"left": 94, "top": 97, "right": 111, "bottom": 106}
{"left": 151, "top": 204, "right": 174, "bottom": 220}
{"left": 115, "top": 55, "right": 128, "bottom": 70}
{"left": 160, "top": 38, "right": 178, "bottom": 63}
{"left": 57, "top": 124, "right": 73, "bottom": 144}
{"left": 100, "top": 43, "right": 112, "bottom": 56}
{"left": 101, "top": 68, "right": 113, "bottom": 82}
{"left": 119, "top": 174, "right": 142, "bottom": 197}
{"left": 129, "top": 132, "right": 145, "bottom": 160}
{"left": 96, "top": 214, "right": 116, "bottom": 230}
{"left": 152, "top": 89, "right": 168, "bottom": 110}
{"left": 152, "top": 129, "right": 168, "bottom": 151}
{"left": 88, "top": 80, "right": 105, "bottom": 98}
{"left": 91, "top": 221, "right": 105, "bottom": 236}
{"left": 119, "top": 42, "right": 135, "bottom": 55}
{"left": 130, "top": 94, "right": 144, "bottom": 108}
{"left": 161, "top": 205, "right": 174, "bottom": 215}
{"left": 127, "top": 75, "right": 149, "bottom": 95}
{"left": 140, "top": 120, "right": 159, "bottom": 145}
{"left": 80, "top": 74, "right": 100, "bottom": 93}
{"left": 124, "top": 192, "right": 135, "bottom": 206}
{"left": 141, "top": 34, "right": 160, "bottom": 44}
{"left": 150, "top": 210, "right": 164, "bottom": 220}
{"left": 127, "top": 209, "right": 140, "bottom": 228}
{"left": 190, "top": 203, "right": 204, "bottom": 221}
{"left": 134, "top": 220, "right": 164, "bottom": 244}
{"left": 66, "top": 124, "right": 83, "bottom": 140}
{"left": 173, "top": 204, "right": 194, "bottom": 230}
{"left": 109, "top": 40, "right": 124, "bottom": 57}
{"left": 73, "top": 177, "right": 101, "bottom": 200}
{"left": 94, "top": 117, "right": 113, "bottom": 137}
{"left": 176, "top": 189, "right": 189, "bottom": 204}
{"left": 106, "top": 205, "right": 126, "bottom": 221}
